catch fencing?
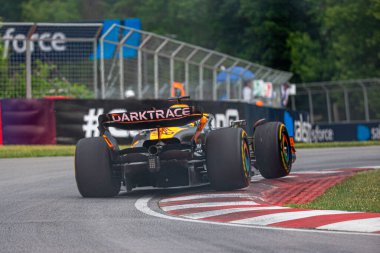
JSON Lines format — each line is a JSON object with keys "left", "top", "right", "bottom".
{"left": 292, "top": 79, "right": 380, "bottom": 123}
{"left": 0, "top": 22, "right": 102, "bottom": 98}
{"left": 0, "top": 22, "right": 293, "bottom": 107}
{"left": 100, "top": 24, "right": 293, "bottom": 106}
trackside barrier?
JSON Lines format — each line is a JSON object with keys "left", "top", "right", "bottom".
{"left": 0, "top": 99, "right": 56, "bottom": 144}
{"left": 0, "top": 99, "right": 308, "bottom": 145}
{"left": 5, "top": 99, "right": 379, "bottom": 144}
{"left": 54, "top": 99, "right": 307, "bottom": 144}
{"left": 308, "top": 122, "right": 380, "bottom": 142}
{"left": 294, "top": 78, "right": 380, "bottom": 123}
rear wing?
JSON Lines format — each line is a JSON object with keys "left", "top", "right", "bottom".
{"left": 98, "top": 106, "right": 203, "bottom": 134}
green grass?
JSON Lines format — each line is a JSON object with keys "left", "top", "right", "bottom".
{"left": 0, "top": 145, "right": 130, "bottom": 158}
{"left": 296, "top": 140, "right": 380, "bottom": 149}
{"left": 288, "top": 170, "right": 380, "bottom": 213}
{"left": 0, "top": 140, "right": 379, "bottom": 159}
{"left": 0, "top": 145, "right": 76, "bottom": 158}
{"left": 0, "top": 141, "right": 379, "bottom": 158}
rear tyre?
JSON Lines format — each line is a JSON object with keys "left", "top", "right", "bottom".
{"left": 254, "top": 122, "right": 292, "bottom": 179}
{"left": 206, "top": 128, "right": 251, "bottom": 191}
{"left": 75, "top": 137, "right": 121, "bottom": 197}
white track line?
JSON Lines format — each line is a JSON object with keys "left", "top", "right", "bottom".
{"left": 135, "top": 194, "right": 380, "bottom": 236}
{"left": 230, "top": 210, "right": 355, "bottom": 225}
{"left": 317, "top": 217, "right": 380, "bottom": 233}
{"left": 182, "top": 206, "right": 289, "bottom": 219}
{"left": 160, "top": 193, "right": 253, "bottom": 203}
{"left": 250, "top": 175, "right": 264, "bottom": 182}
{"left": 161, "top": 201, "right": 259, "bottom": 211}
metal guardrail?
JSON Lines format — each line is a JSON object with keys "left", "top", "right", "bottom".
{"left": 0, "top": 22, "right": 102, "bottom": 98}
{"left": 99, "top": 24, "right": 293, "bottom": 106}
{"left": 293, "top": 78, "right": 380, "bottom": 123}
{"left": 0, "top": 22, "right": 293, "bottom": 107}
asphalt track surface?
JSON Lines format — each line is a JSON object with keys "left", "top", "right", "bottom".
{"left": 0, "top": 146, "right": 379, "bottom": 253}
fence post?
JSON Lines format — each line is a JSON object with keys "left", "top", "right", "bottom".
{"left": 93, "top": 39, "right": 98, "bottom": 98}
{"left": 137, "top": 35, "right": 153, "bottom": 99}
{"left": 154, "top": 39, "right": 169, "bottom": 99}
{"left": 93, "top": 25, "right": 103, "bottom": 98}
{"left": 253, "top": 66, "right": 266, "bottom": 79}
{"left": 170, "top": 44, "right": 184, "bottom": 89}
{"left": 100, "top": 39, "right": 105, "bottom": 99}
{"left": 99, "top": 24, "right": 117, "bottom": 99}
{"left": 359, "top": 81, "right": 370, "bottom": 122}
{"left": 303, "top": 84, "right": 314, "bottom": 123}
{"left": 291, "top": 95, "right": 296, "bottom": 111}
{"left": 25, "top": 25, "right": 36, "bottom": 98}
{"left": 239, "top": 64, "right": 253, "bottom": 100}
{"left": 119, "top": 47, "right": 124, "bottom": 99}
{"left": 117, "top": 30, "right": 135, "bottom": 99}
{"left": 199, "top": 52, "right": 213, "bottom": 100}
{"left": 227, "top": 60, "right": 240, "bottom": 99}
{"left": 184, "top": 49, "right": 199, "bottom": 98}
{"left": 321, "top": 85, "right": 332, "bottom": 123}
{"left": 212, "top": 56, "right": 227, "bottom": 101}
{"left": 338, "top": 83, "right": 350, "bottom": 122}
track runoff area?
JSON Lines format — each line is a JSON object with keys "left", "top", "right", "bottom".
{"left": 137, "top": 168, "right": 380, "bottom": 235}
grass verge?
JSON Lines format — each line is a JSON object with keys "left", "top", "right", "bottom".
{"left": 288, "top": 169, "right": 380, "bottom": 213}
{"left": 0, "top": 145, "right": 76, "bottom": 158}
{"left": 0, "top": 145, "right": 130, "bottom": 158}
{"left": 0, "top": 141, "right": 379, "bottom": 159}
{"left": 296, "top": 140, "right": 380, "bottom": 149}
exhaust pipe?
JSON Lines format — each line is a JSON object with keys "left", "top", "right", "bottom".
{"left": 148, "top": 145, "right": 161, "bottom": 155}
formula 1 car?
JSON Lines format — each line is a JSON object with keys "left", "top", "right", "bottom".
{"left": 75, "top": 96, "right": 296, "bottom": 197}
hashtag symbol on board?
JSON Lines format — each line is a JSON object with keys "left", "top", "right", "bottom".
{"left": 82, "top": 108, "right": 104, "bottom": 138}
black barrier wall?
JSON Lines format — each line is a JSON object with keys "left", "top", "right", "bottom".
{"left": 310, "top": 123, "right": 380, "bottom": 142}
{"left": 2, "top": 99, "right": 378, "bottom": 144}
{"left": 1, "top": 99, "right": 56, "bottom": 144}
{"left": 54, "top": 99, "right": 309, "bottom": 144}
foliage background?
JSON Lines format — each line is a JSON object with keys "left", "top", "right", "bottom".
{"left": 1, "top": 0, "right": 379, "bottom": 84}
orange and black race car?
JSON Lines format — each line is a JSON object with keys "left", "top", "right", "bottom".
{"left": 75, "top": 96, "right": 296, "bottom": 197}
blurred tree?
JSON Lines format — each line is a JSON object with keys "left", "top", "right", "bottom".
{"left": 288, "top": 0, "right": 380, "bottom": 82}
{"left": 137, "top": 0, "right": 211, "bottom": 46}
{"left": 238, "top": 0, "right": 310, "bottom": 70}
{"left": 81, "top": 0, "right": 108, "bottom": 20}
{"left": 104, "top": 0, "right": 212, "bottom": 47}
{"left": 105, "top": 0, "right": 139, "bottom": 18}
{"left": 205, "top": 0, "right": 248, "bottom": 55}
{"left": 323, "top": 0, "right": 380, "bottom": 80}
{"left": 0, "top": 0, "right": 26, "bottom": 21}
{"left": 0, "top": 0, "right": 377, "bottom": 83}
{"left": 21, "top": 0, "right": 80, "bottom": 22}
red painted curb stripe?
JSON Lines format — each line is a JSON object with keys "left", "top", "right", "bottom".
{"left": 200, "top": 208, "right": 306, "bottom": 222}
{"left": 167, "top": 204, "right": 269, "bottom": 216}
{"left": 160, "top": 197, "right": 256, "bottom": 207}
{"left": 264, "top": 175, "right": 350, "bottom": 205}
{"left": 270, "top": 212, "right": 380, "bottom": 228}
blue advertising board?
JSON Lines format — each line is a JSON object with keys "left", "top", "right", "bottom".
{"left": 0, "top": 19, "right": 141, "bottom": 61}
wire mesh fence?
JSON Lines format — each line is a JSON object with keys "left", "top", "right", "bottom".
{"left": 1, "top": 22, "right": 293, "bottom": 107}
{"left": 100, "top": 24, "right": 293, "bottom": 106}
{"left": 0, "top": 23, "right": 102, "bottom": 98}
{"left": 293, "top": 79, "right": 380, "bottom": 123}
